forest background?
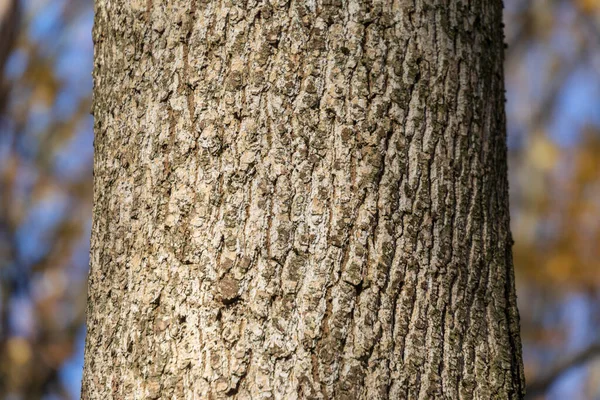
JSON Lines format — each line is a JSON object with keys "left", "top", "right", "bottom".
{"left": 0, "top": 0, "right": 599, "bottom": 398}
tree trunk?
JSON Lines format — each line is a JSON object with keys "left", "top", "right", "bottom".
{"left": 83, "top": 0, "right": 525, "bottom": 399}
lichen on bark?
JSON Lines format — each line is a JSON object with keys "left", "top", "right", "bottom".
{"left": 83, "top": 0, "right": 525, "bottom": 399}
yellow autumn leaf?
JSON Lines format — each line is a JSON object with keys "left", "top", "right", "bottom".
{"left": 546, "top": 253, "right": 576, "bottom": 281}
{"left": 7, "top": 337, "right": 32, "bottom": 366}
{"left": 577, "top": 0, "right": 600, "bottom": 13}
{"left": 529, "top": 134, "right": 559, "bottom": 171}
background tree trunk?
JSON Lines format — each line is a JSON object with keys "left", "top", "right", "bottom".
{"left": 83, "top": 0, "right": 525, "bottom": 398}
{"left": 0, "top": 0, "right": 19, "bottom": 114}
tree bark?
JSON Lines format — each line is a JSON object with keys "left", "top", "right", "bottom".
{"left": 83, "top": 0, "right": 525, "bottom": 399}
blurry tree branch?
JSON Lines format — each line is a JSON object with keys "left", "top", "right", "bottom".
{"left": 0, "top": 0, "right": 19, "bottom": 114}
{"left": 526, "top": 342, "right": 600, "bottom": 398}
{"left": 0, "top": 0, "right": 20, "bottom": 339}
{"left": 0, "top": 0, "right": 19, "bottom": 66}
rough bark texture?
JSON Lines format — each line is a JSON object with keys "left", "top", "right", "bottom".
{"left": 83, "top": 0, "right": 525, "bottom": 399}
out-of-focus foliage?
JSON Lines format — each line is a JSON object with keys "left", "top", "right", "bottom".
{"left": 0, "top": 0, "right": 598, "bottom": 398}
{"left": 507, "top": 0, "right": 600, "bottom": 288}
{"left": 505, "top": 0, "right": 600, "bottom": 398}
{"left": 0, "top": 0, "right": 93, "bottom": 398}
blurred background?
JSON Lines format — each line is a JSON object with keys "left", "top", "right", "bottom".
{"left": 0, "top": 0, "right": 598, "bottom": 398}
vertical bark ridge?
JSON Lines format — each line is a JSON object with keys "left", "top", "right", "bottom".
{"left": 83, "top": 0, "right": 525, "bottom": 399}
